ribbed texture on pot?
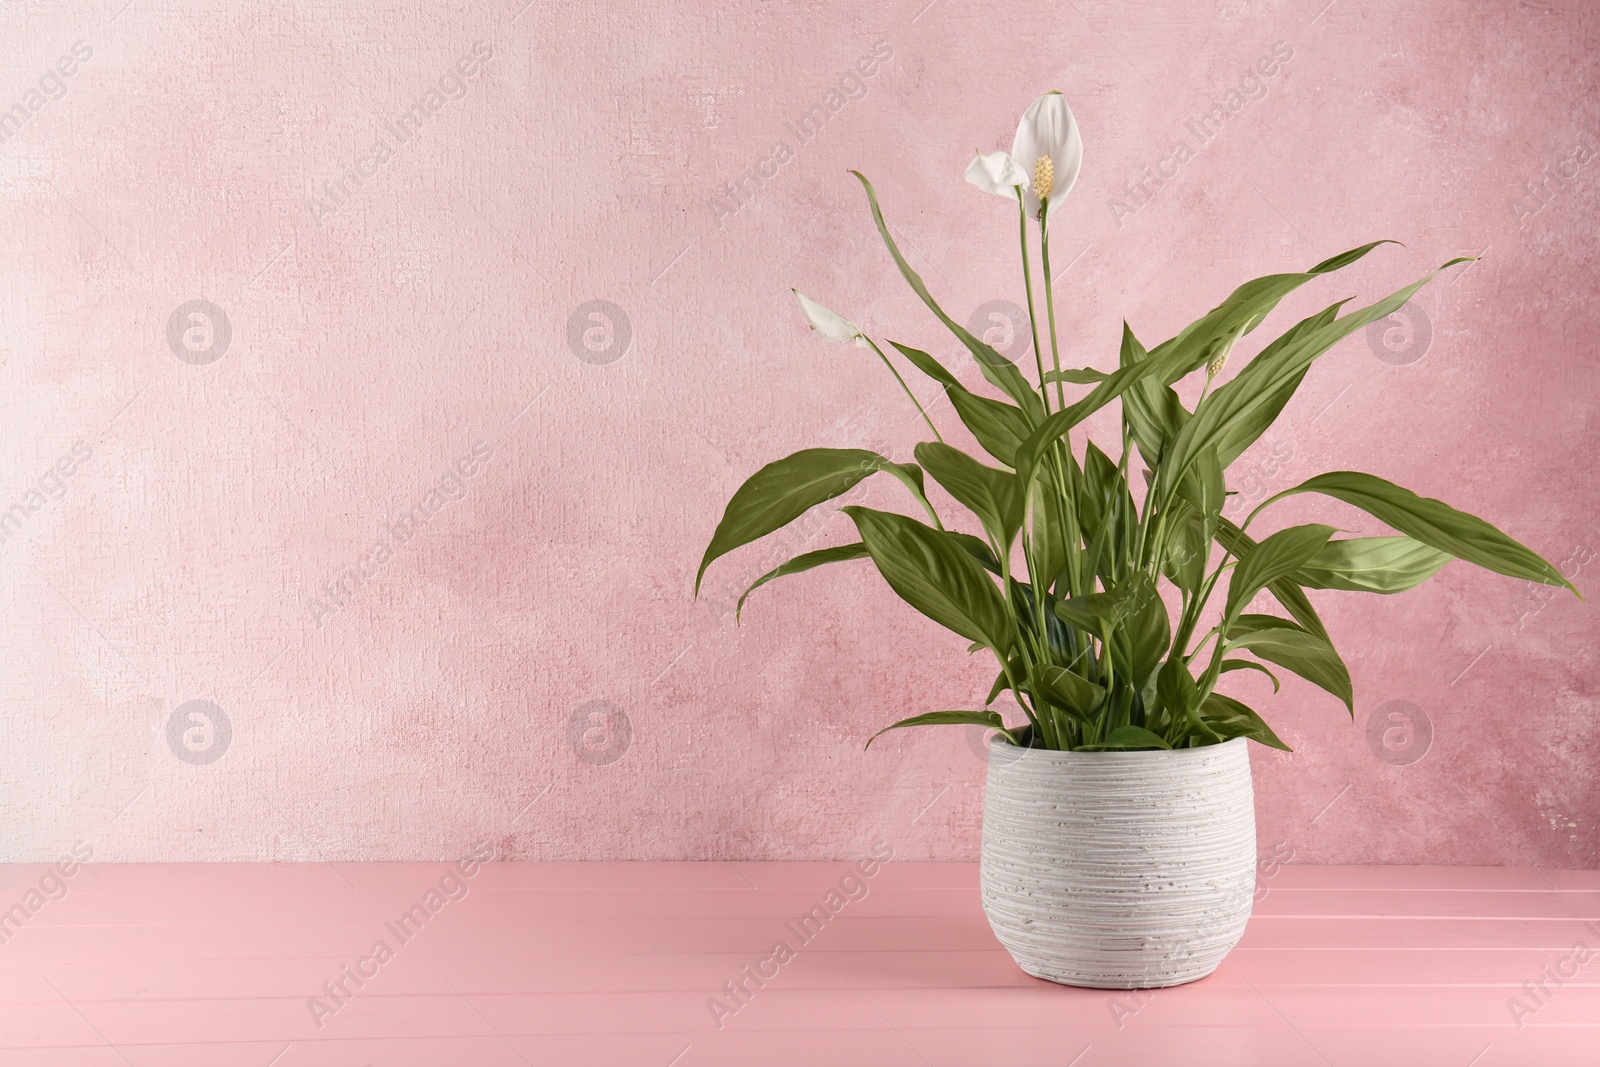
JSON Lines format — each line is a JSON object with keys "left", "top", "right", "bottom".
{"left": 979, "top": 736, "right": 1256, "bottom": 989}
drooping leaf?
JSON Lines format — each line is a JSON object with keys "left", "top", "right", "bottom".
{"left": 842, "top": 506, "right": 1017, "bottom": 654}
{"left": 1225, "top": 614, "right": 1353, "bottom": 714}
{"left": 865, "top": 709, "right": 1007, "bottom": 748}
{"left": 1295, "top": 535, "right": 1452, "bottom": 593}
{"left": 736, "top": 542, "right": 869, "bottom": 620}
{"left": 698, "top": 448, "right": 933, "bottom": 593}
{"left": 1220, "top": 658, "right": 1281, "bottom": 692}
{"left": 915, "top": 442, "right": 1024, "bottom": 550}
{"left": 1198, "top": 693, "right": 1292, "bottom": 750}
{"left": 946, "top": 530, "right": 1002, "bottom": 574}
{"left": 1262, "top": 471, "right": 1576, "bottom": 593}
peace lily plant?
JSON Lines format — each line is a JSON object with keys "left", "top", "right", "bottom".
{"left": 698, "top": 91, "right": 1578, "bottom": 756}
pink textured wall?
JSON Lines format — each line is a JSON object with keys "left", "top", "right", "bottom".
{"left": 1, "top": 0, "right": 1595, "bottom": 867}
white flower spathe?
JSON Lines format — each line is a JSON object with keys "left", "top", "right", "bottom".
{"left": 792, "top": 289, "right": 869, "bottom": 347}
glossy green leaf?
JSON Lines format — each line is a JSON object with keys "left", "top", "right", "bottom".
{"left": 1262, "top": 471, "right": 1576, "bottom": 593}
{"left": 1295, "top": 535, "right": 1452, "bottom": 593}
{"left": 1034, "top": 664, "right": 1107, "bottom": 720}
{"left": 842, "top": 506, "right": 1017, "bottom": 654}
{"left": 915, "top": 442, "right": 1024, "bottom": 550}
{"left": 1042, "top": 367, "right": 1110, "bottom": 385}
{"left": 1214, "top": 300, "right": 1348, "bottom": 469}
{"left": 698, "top": 448, "right": 932, "bottom": 594}
{"left": 1225, "top": 524, "right": 1336, "bottom": 623}
{"left": 1225, "top": 614, "right": 1353, "bottom": 713}
{"left": 1148, "top": 241, "right": 1400, "bottom": 386}
{"left": 1198, "top": 693, "right": 1292, "bottom": 750}
{"left": 736, "top": 542, "right": 869, "bottom": 621}
{"left": 946, "top": 530, "right": 1002, "bottom": 574}
{"left": 1220, "top": 658, "right": 1281, "bottom": 692}
{"left": 1216, "top": 517, "right": 1330, "bottom": 642}
{"left": 1156, "top": 257, "right": 1470, "bottom": 511}
{"left": 948, "top": 388, "right": 1032, "bottom": 466}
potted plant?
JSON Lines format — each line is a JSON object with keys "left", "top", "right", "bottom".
{"left": 696, "top": 92, "right": 1578, "bottom": 989}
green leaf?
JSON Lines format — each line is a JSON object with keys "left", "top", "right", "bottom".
{"left": 1199, "top": 693, "right": 1292, "bottom": 750}
{"left": 1225, "top": 523, "right": 1336, "bottom": 623}
{"left": 1220, "top": 658, "right": 1281, "bottom": 692}
{"left": 1262, "top": 471, "right": 1577, "bottom": 593}
{"left": 946, "top": 530, "right": 1002, "bottom": 574}
{"left": 1042, "top": 367, "right": 1110, "bottom": 385}
{"left": 1295, "top": 535, "right": 1452, "bottom": 593}
{"left": 1214, "top": 300, "right": 1349, "bottom": 469}
{"left": 1079, "top": 725, "right": 1173, "bottom": 751}
{"left": 850, "top": 171, "right": 1044, "bottom": 419}
{"left": 1030, "top": 474, "right": 1074, "bottom": 592}
{"left": 735, "top": 542, "right": 870, "bottom": 621}
{"left": 842, "top": 506, "right": 1017, "bottom": 654}
{"left": 1216, "top": 517, "right": 1330, "bottom": 643}
{"left": 1034, "top": 664, "right": 1106, "bottom": 719}
{"left": 1148, "top": 241, "right": 1401, "bottom": 386}
{"left": 1161, "top": 500, "right": 1209, "bottom": 595}
{"left": 1119, "top": 573, "right": 1172, "bottom": 689}
{"left": 1157, "top": 656, "right": 1218, "bottom": 743}
{"left": 948, "top": 388, "right": 1033, "bottom": 466}
{"left": 1225, "top": 615, "right": 1353, "bottom": 714}
{"left": 698, "top": 448, "right": 933, "bottom": 594}
{"left": 1119, "top": 322, "right": 1190, "bottom": 466}
{"left": 1155, "top": 257, "right": 1470, "bottom": 511}
{"left": 887, "top": 340, "right": 960, "bottom": 390}
{"left": 984, "top": 668, "right": 1012, "bottom": 705}
{"left": 866, "top": 709, "right": 1006, "bottom": 749}
{"left": 1013, "top": 350, "right": 1185, "bottom": 491}
{"left": 915, "top": 441, "right": 1024, "bottom": 550}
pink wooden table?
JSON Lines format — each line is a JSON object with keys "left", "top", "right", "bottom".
{"left": 0, "top": 862, "right": 1596, "bottom": 1065}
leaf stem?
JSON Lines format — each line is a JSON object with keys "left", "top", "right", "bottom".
{"left": 864, "top": 336, "right": 944, "bottom": 443}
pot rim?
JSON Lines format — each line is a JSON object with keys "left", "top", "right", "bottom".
{"left": 986, "top": 733, "right": 1251, "bottom": 760}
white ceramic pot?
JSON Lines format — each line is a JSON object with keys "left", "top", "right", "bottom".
{"left": 979, "top": 735, "right": 1256, "bottom": 988}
